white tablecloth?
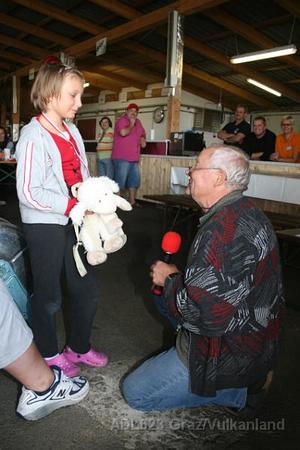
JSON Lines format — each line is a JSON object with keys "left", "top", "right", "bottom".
{"left": 170, "top": 167, "right": 189, "bottom": 194}
{"left": 170, "top": 166, "right": 300, "bottom": 204}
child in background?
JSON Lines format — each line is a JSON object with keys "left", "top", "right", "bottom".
{"left": 96, "top": 116, "right": 114, "bottom": 178}
{"left": 15, "top": 57, "right": 108, "bottom": 377}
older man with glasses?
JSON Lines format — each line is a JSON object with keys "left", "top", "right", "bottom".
{"left": 270, "top": 115, "right": 300, "bottom": 163}
{"left": 122, "top": 145, "right": 284, "bottom": 417}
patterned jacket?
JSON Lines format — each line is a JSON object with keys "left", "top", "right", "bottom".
{"left": 164, "top": 191, "right": 285, "bottom": 396}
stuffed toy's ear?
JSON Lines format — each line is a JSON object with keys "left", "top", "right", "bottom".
{"left": 114, "top": 194, "right": 132, "bottom": 211}
{"left": 71, "top": 182, "right": 82, "bottom": 198}
{"left": 100, "top": 176, "right": 120, "bottom": 193}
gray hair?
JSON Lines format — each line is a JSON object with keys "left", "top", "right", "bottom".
{"left": 207, "top": 145, "right": 250, "bottom": 191}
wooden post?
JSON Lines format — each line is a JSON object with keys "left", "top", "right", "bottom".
{"left": 166, "top": 92, "right": 181, "bottom": 137}
{"left": 0, "top": 102, "right": 7, "bottom": 127}
{"left": 12, "top": 75, "right": 20, "bottom": 142}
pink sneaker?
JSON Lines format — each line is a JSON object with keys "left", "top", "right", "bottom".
{"left": 64, "top": 346, "right": 108, "bottom": 368}
{"left": 45, "top": 353, "right": 80, "bottom": 377}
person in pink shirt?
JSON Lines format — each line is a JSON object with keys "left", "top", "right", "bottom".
{"left": 112, "top": 103, "right": 146, "bottom": 206}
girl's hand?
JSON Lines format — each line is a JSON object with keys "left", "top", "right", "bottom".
{"left": 150, "top": 260, "right": 179, "bottom": 286}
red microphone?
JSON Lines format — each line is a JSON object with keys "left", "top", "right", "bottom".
{"left": 151, "top": 231, "right": 182, "bottom": 295}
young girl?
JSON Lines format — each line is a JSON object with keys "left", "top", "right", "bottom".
{"left": 16, "top": 58, "right": 108, "bottom": 377}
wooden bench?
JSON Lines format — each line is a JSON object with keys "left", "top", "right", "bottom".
{"left": 248, "top": 197, "right": 300, "bottom": 231}
{"left": 143, "top": 194, "right": 300, "bottom": 232}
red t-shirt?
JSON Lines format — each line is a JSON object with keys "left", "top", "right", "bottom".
{"left": 38, "top": 117, "right": 83, "bottom": 215}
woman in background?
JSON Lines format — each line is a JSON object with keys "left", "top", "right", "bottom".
{"left": 270, "top": 115, "right": 300, "bottom": 163}
{"left": 0, "top": 126, "right": 14, "bottom": 153}
{"left": 96, "top": 116, "right": 114, "bottom": 178}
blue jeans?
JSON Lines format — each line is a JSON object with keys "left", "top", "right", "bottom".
{"left": 122, "top": 293, "right": 247, "bottom": 411}
{"left": 122, "top": 347, "right": 247, "bottom": 411}
{"left": 113, "top": 159, "right": 140, "bottom": 188}
{"left": 97, "top": 158, "right": 114, "bottom": 179}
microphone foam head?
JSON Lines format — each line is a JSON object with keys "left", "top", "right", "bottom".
{"left": 161, "top": 231, "right": 182, "bottom": 254}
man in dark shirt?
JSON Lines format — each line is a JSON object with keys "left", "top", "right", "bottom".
{"left": 242, "top": 116, "right": 276, "bottom": 161}
{"left": 217, "top": 104, "right": 250, "bottom": 148}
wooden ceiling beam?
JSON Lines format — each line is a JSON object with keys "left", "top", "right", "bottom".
{"left": 65, "top": 0, "right": 227, "bottom": 57}
{"left": 122, "top": 41, "right": 165, "bottom": 63}
{"left": 87, "top": 54, "right": 235, "bottom": 109}
{"left": 82, "top": 71, "right": 124, "bottom": 91}
{"left": 0, "top": 50, "right": 35, "bottom": 66}
{"left": 0, "top": 12, "right": 75, "bottom": 47}
{"left": 184, "top": 82, "right": 236, "bottom": 109}
{"left": 0, "top": 62, "right": 14, "bottom": 71}
{"left": 98, "top": 2, "right": 279, "bottom": 107}
{"left": 183, "top": 65, "right": 275, "bottom": 108}
{"left": 204, "top": 7, "right": 300, "bottom": 71}
{"left": 13, "top": 0, "right": 103, "bottom": 35}
{"left": 122, "top": 42, "right": 276, "bottom": 109}
{"left": 286, "top": 79, "right": 300, "bottom": 84}
{"left": 6, "top": 0, "right": 225, "bottom": 79}
{"left": 261, "top": 64, "right": 290, "bottom": 72}
{"left": 89, "top": 0, "right": 140, "bottom": 20}
{"left": 93, "top": 57, "right": 163, "bottom": 83}
{"left": 201, "top": 13, "right": 291, "bottom": 44}
{"left": 184, "top": 35, "right": 300, "bottom": 103}
{"left": 83, "top": 85, "right": 101, "bottom": 96}
{"left": 0, "top": 33, "right": 48, "bottom": 57}
{"left": 276, "top": 0, "right": 300, "bottom": 18}
{"left": 80, "top": 65, "right": 147, "bottom": 90}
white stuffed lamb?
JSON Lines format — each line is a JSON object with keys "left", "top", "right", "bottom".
{"left": 70, "top": 177, "right": 132, "bottom": 266}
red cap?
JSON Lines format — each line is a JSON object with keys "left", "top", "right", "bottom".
{"left": 161, "top": 231, "right": 182, "bottom": 254}
{"left": 127, "top": 103, "right": 139, "bottom": 112}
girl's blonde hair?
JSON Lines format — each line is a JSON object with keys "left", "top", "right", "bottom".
{"left": 30, "top": 63, "right": 84, "bottom": 112}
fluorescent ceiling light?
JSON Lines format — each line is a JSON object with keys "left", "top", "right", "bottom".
{"left": 230, "top": 44, "right": 297, "bottom": 64}
{"left": 84, "top": 82, "right": 90, "bottom": 88}
{"left": 247, "top": 78, "right": 282, "bottom": 97}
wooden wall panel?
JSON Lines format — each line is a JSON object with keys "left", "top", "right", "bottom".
{"left": 138, "top": 155, "right": 195, "bottom": 198}
{"left": 77, "top": 118, "right": 96, "bottom": 140}
{"left": 86, "top": 154, "right": 300, "bottom": 216}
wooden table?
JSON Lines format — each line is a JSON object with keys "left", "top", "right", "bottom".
{"left": 276, "top": 228, "right": 300, "bottom": 268}
{"left": 143, "top": 194, "right": 300, "bottom": 231}
{"left": 276, "top": 228, "right": 300, "bottom": 243}
{"left": 143, "top": 194, "right": 201, "bottom": 232}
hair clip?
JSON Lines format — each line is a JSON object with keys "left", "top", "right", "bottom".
{"left": 42, "top": 55, "right": 62, "bottom": 66}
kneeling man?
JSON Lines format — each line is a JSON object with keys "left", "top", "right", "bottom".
{"left": 121, "top": 145, "right": 284, "bottom": 414}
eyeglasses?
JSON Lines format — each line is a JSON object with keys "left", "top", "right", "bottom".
{"left": 187, "top": 166, "right": 221, "bottom": 175}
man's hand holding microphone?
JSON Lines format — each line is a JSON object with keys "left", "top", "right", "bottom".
{"left": 150, "top": 231, "right": 182, "bottom": 295}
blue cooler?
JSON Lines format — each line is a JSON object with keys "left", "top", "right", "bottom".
{"left": 0, "top": 218, "right": 32, "bottom": 323}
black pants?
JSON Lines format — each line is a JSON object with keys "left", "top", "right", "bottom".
{"left": 23, "top": 222, "right": 99, "bottom": 357}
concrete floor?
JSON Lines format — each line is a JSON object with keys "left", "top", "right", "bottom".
{"left": 0, "top": 188, "right": 299, "bottom": 450}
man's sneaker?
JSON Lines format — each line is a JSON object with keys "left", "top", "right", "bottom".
{"left": 45, "top": 353, "right": 80, "bottom": 377}
{"left": 17, "top": 366, "right": 89, "bottom": 421}
{"left": 64, "top": 346, "right": 108, "bottom": 368}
